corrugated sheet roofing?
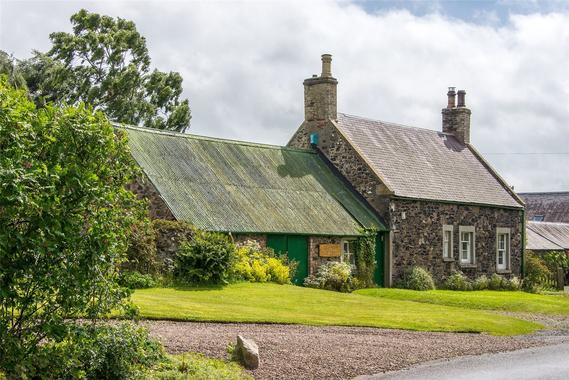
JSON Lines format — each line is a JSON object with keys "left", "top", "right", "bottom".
{"left": 526, "top": 221, "right": 569, "bottom": 251}
{"left": 123, "top": 125, "right": 385, "bottom": 235}
{"left": 519, "top": 192, "right": 569, "bottom": 223}
{"left": 335, "top": 113, "right": 522, "bottom": 208}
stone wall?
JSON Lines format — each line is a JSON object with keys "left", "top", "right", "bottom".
{"left": 233, "top": 234, "right": 267, "bottom": 249}
{"left": 390, "top": 198, "right": 523, "bottom": 283}
{"left": 128, "top": 175, "right": 175, "bottom": 220}
{"left": 307, "top": 236, "right": 343, "bottom": 275}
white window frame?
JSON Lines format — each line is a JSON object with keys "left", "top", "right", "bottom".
{"left": 496, "top": 227, "right": 511, "bottom": 272}
{"left": 442, "top": 225, "right": 454, "bottom": 260}
{"left": 458, "top": 226, "right": 476, "bottom": 265}
{"left": 340, "top": 239, "right": 356, "bottom": 267}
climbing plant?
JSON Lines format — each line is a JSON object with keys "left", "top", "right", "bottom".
{"left": 355, "top": 229, "right": 377, "bottom": 287}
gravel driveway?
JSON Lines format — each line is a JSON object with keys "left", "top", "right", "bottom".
{"left": 144, "top": 321, "right": 544, "bottom": 380}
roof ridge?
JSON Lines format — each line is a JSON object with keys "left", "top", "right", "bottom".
{"left": 529, "top": 221, "right": 569, "bottom": 226}
{"left": 338, "top": 112, "right": 454, "bottom": 136}
{"left": 519, "top": 191, "right": 569, "bottom": 195}
{"left": 114, "top": 122, "right": 315, "bottom": 154}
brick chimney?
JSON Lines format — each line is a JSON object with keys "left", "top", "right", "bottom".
{"left": 442, "top": 87, "right": 471, "bottom": 144}
{"left": 303, "top": 54, "right": 338, "bottom": 124}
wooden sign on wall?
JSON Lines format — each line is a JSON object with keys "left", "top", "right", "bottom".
{"left": 319, "top": 243, "right": 341, "bottom": 257}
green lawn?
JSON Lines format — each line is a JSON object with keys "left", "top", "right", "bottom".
{"left": 131, "top": 283, "right": 541, "bottom": 336}
{"left": 355, "top": 288, "right": 569, "bottom": 316}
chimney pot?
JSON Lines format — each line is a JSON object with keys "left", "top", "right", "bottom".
{"left": 457, "top": 90, "right": 466, "bottom": 107}
{"left": 447, "top": 87, "right": 456, "bottom": 108}
{"left": 321, "top": 54, "right": 332, "bottom": 77}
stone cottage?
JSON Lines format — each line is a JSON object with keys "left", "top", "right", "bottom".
{"left": 123, "top": 125, "right": 386, "bottom": 285}
{"left": 123, "top": 54, "right": 525, "bottom": 287}
{"left": 288, "top": 54, "right": 525, "bottom": 285}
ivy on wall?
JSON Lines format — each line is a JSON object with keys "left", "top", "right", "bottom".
{"left": 355, "top": 229, "right": 377, "bottom": 287}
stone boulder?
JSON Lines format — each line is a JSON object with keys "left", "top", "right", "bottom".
{"left": 235, "top": 335, "right": 259, "bottom": 369}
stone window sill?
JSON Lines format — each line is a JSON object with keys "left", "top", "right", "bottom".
{"left": 443, "top": 257, "right": 455, "bottom": 262}
{"left": 459, "top": 263, "right": 477, "bottom": 269}
{"left": 497, "top": 269, "right": 512, "bottom": 275}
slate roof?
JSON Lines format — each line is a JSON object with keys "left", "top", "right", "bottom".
{"left": 526, "top": 221, "right": 569, "bottom": 251}
{"left": 334, "top": 113, "right": 522, "bottom": 208}
{"left": 518, "top": 192, "right": 569, "bottom": 223}
{"left": 122, "top": 125, "right": 385, "bottom": 235}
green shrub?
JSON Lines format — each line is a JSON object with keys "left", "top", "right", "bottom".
{"left": 304, "top": 261, "right": 358, "bottom": 292}
{"left": 126, "top": 217, "right": 158, "bottom": 274}
{"left": 488, "top": 273, "right": 506, "bottom": 290}
{"left": 399, "top": 266, "right": 435, "bottom": 291}
{"left": 524, "top": 251, "right": 554, "bottom": 291}
{"left": 153, "top": 219, "right": 196, "bottom": 273}
{"left": 174, "top": 231, "right": 236, "bottom": 284}
{"left": 31, "top": 322, "right": 165, "bottom": 380}
{"left": 354, "top": 230, "right": 377, "bottom": 287}
{"left": 472, "top": 275, "right": 489, "bottom": 290}
{"left": 507, "top": 276, "right": 522, "bottom": 291}
{"left": 232, "top": 240, "right": 292, "bottom": 284}
{"left": 444, "top": 271, "right": 472, "bottom": 290}
{"left": 119, "top": 271, "right": 157, "bottom": 289}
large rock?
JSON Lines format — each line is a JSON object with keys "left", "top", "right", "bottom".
{"left": 235, "top": 335, "right": 259, "bottom": 369}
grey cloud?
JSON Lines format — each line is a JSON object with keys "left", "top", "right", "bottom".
{"left": 1, "top": 0, "right": 568, "bottom": 191}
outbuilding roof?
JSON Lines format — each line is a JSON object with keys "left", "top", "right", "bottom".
{"left": 122, "top": 125, "right": 385, "bottom": 236}
{"left": 526, "top": 221, "right": 569, "bottom": 251}
{"left": 334, "top": 113, "right": 523, "bottom": 208}
{"left": 519, "top": 192, "right": 569, "bottom": 223}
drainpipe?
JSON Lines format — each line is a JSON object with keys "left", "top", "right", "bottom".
{"left": 521, "top": 209, "right": 526, "bottom": 278}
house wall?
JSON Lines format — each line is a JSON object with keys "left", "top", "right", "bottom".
{"left": 232, "top": 234, "right": 267, "bottom": 249}
{"left": 390, "top": 198, "right": 523, "bottom": 283}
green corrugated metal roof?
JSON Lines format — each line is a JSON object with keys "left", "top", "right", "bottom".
{"left": 122, "top": 125, "right": 386, "bottom": 235}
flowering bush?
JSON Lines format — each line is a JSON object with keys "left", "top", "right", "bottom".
{"left": 444, "top": 271, "right": 472, "bottom": 290}
{"left": 304, "top": 262, "right": 359, "bottom": 292}
{"left": 232, "top": 240, "right": 292, "bottom": 284}
{"left": 398, "top": 266, "right": 435, "bottom": 291}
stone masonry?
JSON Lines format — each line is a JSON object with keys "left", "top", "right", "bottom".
{"left": 390, "top": 198, "right": 523, "bottom": 283}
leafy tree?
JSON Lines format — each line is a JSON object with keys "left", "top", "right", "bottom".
{"left": 23, "top": 9, "right": 191, "bottom": 132}
{"left": 0, "top": 51, "right": 27, "bottom": 90}
{"left": 0, "top": 76, "right": 143, "bottom": 374}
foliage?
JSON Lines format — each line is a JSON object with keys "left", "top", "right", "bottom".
{"left": 0, "top": 51, "right": 27, "bottom": 90}
{"left": 18, "top": 322, "right": 164, "bottom": 379}
{"left": 303, "top": 262, "right": 359, "bottom": 292}
{"left": 174, "top": 231, "right": 236, "bottom": 284}
{"left": 444, "top": 271, "right": 472, "bottom": 291}
{"left": 398, "top": 266, "right": 435, "bottom": 291}
{"left": 524, "top": 251, "right": 555, "bottom": 291}
{"left": 22, "top": 9, "right": 191, "bottom": 132}
{"left": 472, "top": 275, "right": 489, "bottom": 290}
{"left": 120, "top": 271, "right": 157, "bottom": 289}
{"left": 132, "top": 284, "right": 542, "bottom": 336}
{"left": 543, "top": 251, "right": 569, "bottom": 273}
{"left": 0, "top": 78, "right": 142, "bottom": 373}
{"left": 126, "top": 217, "right": 158, "bottom": 273}
{"left": 354, "top": 229, "right": 377, "bottom": 287}
{"left": 232, "top": 240, "right": 292, "bottom": 284}
{"left": 147, "top": 353, "right": 253, "bottom": 380}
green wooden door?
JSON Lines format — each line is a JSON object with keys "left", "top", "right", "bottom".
{"left": 374, "top": 233, "right": 385, "bottom": 287}
{"left": 267, "top": 235, "right": 308, "bottom": 285}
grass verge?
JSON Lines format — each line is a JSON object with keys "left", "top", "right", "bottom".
{"left": 148, "top": 352, "right": 252, "bottom": 380}
{"left": 355, "top": 288, "right": 569, "bottom": 316}
{"left": 131, "top": 283, "right": 542, "bottom": 336}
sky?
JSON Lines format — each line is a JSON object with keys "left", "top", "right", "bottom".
{"left": 1, "top": 0, "right": 568, "bottom": 192}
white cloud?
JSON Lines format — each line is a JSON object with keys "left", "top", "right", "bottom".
{"left": 1, "top": 0, "right": 568, "bottom": 191}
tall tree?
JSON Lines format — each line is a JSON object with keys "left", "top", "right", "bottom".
{"left": 24, "top": 9, "right": 191, "bottom": 132}
{"left": 0, "top": 51, "right": 27, "bottom": 90}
